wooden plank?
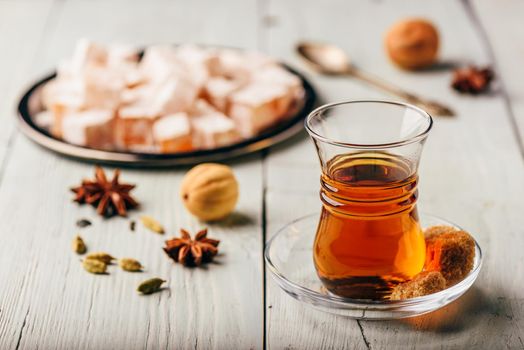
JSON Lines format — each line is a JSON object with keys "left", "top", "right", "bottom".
{"left": 0, "top": 0, "right": 265, "bottom": 349}
{"left": 0, "top": 0, "right": 55, "bottom": 171}
{"left": 471, "top": 0, "right": 524, "bottom": 152}
{"left": 264, "top": 0, "right": 524, "bottom": 348}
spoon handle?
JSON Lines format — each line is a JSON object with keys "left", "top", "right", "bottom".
{"left": 348, "top": 68, "right": 454, "bottom": 116}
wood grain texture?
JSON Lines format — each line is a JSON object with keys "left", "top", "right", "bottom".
{"left": 264, "top": 0, "right": 524, "bottom": 349}
{"left": 0, "top": 0, "right": 55, "bottom": 175}
{"left": 0, "top": 0, "right": 265, "bottom": 349}
{"left": 1, "top": 0, "right": 524, "bottom": 349}
{"left": 471, "top": 0, "right": 524, "bottom": 152}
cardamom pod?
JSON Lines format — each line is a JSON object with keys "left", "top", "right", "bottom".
{"left": 137, "top": 278, "right": 166, "bottom": 295}
{"left": 85, "top": 252, "right": 115, "bottom": 264}
{"left": 140, "top": 216, "right": 165, "bottom": 234}
{"left": 119, "top": 258, "right": 143, "bottom": 272}
{"left": 72, "top": 235, "right": 87, "bottom": 254}
{"left": 83, "top": 259, "right": 107, "bottom": 274}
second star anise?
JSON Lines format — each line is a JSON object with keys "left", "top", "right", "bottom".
{"left": 163, "top": 228, "right": 220, "bottom": 267}
{"left": 451, "top": 66, "right": 494, "bottom": 94}
{"left": 71, "top": 166, "right": 139, "bottom": 217}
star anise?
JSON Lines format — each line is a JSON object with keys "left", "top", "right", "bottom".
{"left": 163, "top": 228, "right": 220, "bottom": 267}
{"left": 71, "top": 166, "right": 138, "bottom": 217}
{"left": 451, "top": 66, "right": 494, "bottom": 94}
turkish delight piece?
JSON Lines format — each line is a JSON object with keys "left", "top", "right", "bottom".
{"left": 203, "top": 77, "right": 243, "bottom": 112}
{"left": 153, "top": 113, "right": 193, "bottom": 153}
{"left": 82, "top": 66, "right": 125, "bottom": 109}
{"left": 175, "top": 45, "right": 219, "bottom": 69}
{"left": 175, "top": 45, "right": 218, "bottom": 86}
{"left": 72, "top": 39, "right": 108, "bottom": 67}
{"left": 151, "top": 78, "right": 199, "bottom": 115}
{"left": 120, "top": 84, "right": 155, "bottom": 106}
{"left": 229, "top": 83, "right": 290, "bottom": 137}
{"left": 140, "top": 45, "right": 187, "bottom": 83}
{"left": 115, "top": 104, "right": 158, "bottom": 149}
{"left": 49, "top": 102, "right": 82, "bottom": 138}
{"left": 41, "top": 78, "right": 85, "bottom": 110}
{"left": 42, "top": 79, "right": 86, "bottom": 138}
{"left": 34, "top": 110, "right": 54, "bottom": 129}
{"left": 189, "top": 99, "right": 218, "bottom": 116}
{"left": 46, "top": 67, "right": 124, "bottom": 112}
{"left": 61, "top": 109, "right": 115, "bottom": 150}
{"left": 251, "top": 65, "right": 304, "bottom": 101}
{"left": 214, "top": 49, "right": 274, "bottom": 82}
{"left": 107, "top": 44, "right": 140, "bottom": 66}
{"left": 108, "top": 59, "right": 144, "bottom": 89}
{"left": 57, "top": 39, "right": 108, "bottom": 78}
{"left": 123, "top": 66, "right": 146, "bottom": 88}
{"left": 191, "top": 110, "right": 239, "bottom": 149}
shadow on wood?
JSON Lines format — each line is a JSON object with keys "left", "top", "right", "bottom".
{"left": 210, "top": 212, "right": 256, "bottom": 228}
{"left": 394, "top": 286, "right": 503, "bottom": 333}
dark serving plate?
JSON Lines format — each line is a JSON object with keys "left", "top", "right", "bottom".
{"left": 17, "top": 64, "right": 316, "bottom": 167}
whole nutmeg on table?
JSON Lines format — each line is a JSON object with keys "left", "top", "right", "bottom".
{"left": 180, "top": 163, "right": 239, "bottom": 221}
{"left": 385, "top": 18, "right": 439, "bottom": 70}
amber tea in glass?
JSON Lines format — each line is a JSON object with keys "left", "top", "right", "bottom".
{"left": 306, "top": 101, "right": 432, "bottom": 300}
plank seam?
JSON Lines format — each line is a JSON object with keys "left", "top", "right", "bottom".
{"left": 165, "top": 288, "right": 172, "bottom": 350}
{"left": 0, "top": 0, "right": 64, "bottom": 189}
{"left": 261, "top": 149, "right": 269, "bottom": 350}
{"left": 144, "top": 318, "right": 151, "bottom": 350}
{"left": 462, "top": 0, "right": 524, "bottom": 160}
{"left": 257, "top": 0, "right": 269, "bottom": 52}
{"left": 14, "top": 307, "right": 29, "bottom": 350}
{"left": 356, "top": 320, "right": 371, "bottom": 350}
{"left": 0, "top": 132, "right": 18, "bottom": 189}
{"left": 85, "top": 287, "right": 95, "bottom": 335}
{"left": 259, "top": 0, "right": 270, "bottom": 348}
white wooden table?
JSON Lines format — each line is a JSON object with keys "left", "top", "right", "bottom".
{"left": 1, "top": 0, "right": 523, "bottom": 349}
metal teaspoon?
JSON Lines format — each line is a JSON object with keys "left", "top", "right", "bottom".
{"left": 297, "top": 41, "right": 454, "bottom": 116}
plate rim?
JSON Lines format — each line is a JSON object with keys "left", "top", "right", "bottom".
{"left": 16, "top": 57, "right": 316, "bottom": 167}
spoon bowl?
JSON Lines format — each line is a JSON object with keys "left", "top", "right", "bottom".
{"left": 297, "top": 42, "right": 352, "bottom": 74}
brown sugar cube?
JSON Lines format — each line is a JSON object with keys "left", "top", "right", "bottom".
{"left": 424, "top": 227, "right": 475, "bottom": 286}
{"left": 424, "top": 225, "right": 458, "bottom": 237}
{"left": 390, "top": 271, "right": 446, "bottom": 300}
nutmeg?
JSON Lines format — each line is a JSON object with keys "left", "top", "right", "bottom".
{"left": 180, "top": 163, "right": 239, "bottom": 221}
{"left": 385, "top": 18, "right": 439, "bottom": 70}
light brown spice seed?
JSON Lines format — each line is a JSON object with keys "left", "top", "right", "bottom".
{"left": 85, "top": 252, "right": 115, "bottom": 264}
{"left": 72, "top": 235, "right": 87, "bottom": 254}
{"left": 140, "top": 215, "right": 165, "bottom": 234}
{"left": 137, "top": 278, "right": 166, "bottom": 295}
{"left": 82, "top": 259, "right": 107, "bottom": 274}
{"left": 119, "top": 258, "right": 143, "bottom": 272}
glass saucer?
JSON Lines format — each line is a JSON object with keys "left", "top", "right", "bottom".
{"left": 264, "top": 213, "right": 483, "bottom": 320}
